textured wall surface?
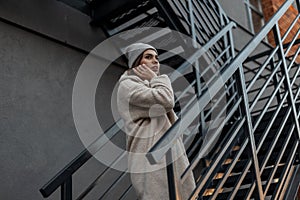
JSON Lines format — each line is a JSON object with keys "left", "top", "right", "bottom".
{"left": 0, "top": 1, "right": 125, "bottom": 199}
{"left": 219, "top": 0, "right": 248, "bottom": 28}
{"left": 0, "top": 19, "right": 84, "bottom": 199}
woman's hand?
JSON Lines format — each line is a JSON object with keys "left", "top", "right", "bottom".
{"left": 133, "top": 64, "right": 157, "bottom": 81}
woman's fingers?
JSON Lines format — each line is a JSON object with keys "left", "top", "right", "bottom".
{"left": 140, "top": 64, "right": 147, "bottom": 70}
{"left": 133, "top": 64, "right": 157, "bottom": 81}
{"left": 132, "top": 68, "right": 142, "bottom": 76}
{"left": 134, "top": 65, "right": 147, "bottom": 76}
{"left": 137, "top": 64, "right": 147, "bottom": 73}
{"left": 139, "top": 64, "right": 154, "bottom": 74}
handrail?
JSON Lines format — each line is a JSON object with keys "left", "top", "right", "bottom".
{"left": 39, "top": 119, "right": 123, "bottom": 197}
{"left": 146, "top": 0, "right": 295, "bottom": 164}
{"left": 40, "top": 150, "right": 91, "bottom": 197}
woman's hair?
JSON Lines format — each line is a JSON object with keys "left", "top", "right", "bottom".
{"left": 131, "top": 53, "right": 143, "bottom": 68}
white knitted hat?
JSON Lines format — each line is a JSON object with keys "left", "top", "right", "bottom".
{"left": 124, "top": 43, "right": 157, "bottom": 68}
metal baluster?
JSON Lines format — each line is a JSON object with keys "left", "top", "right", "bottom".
{"left": 61, "top": 177, "right": 72, "bottom": 200}
{"left": 166, "top": 149, "right": 181, "bottom": 200}
{"left": 188, "top": 0, "right": 206, "bottom": 136}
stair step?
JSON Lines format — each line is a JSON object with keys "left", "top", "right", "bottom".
{"left": 202, "top": 165, "right": 286, "bottom": 199}
{"left": 101, "top": 0, "right": 156, "bottom": 28}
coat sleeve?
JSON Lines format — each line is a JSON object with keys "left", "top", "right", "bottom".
{"left": 128, "top": 75, "right": 175, "bottom": 117}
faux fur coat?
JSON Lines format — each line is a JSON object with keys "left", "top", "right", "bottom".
{"left": 117, "top": 71, "right": 195, "bottom": 200}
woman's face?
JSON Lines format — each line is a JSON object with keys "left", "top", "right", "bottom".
{"left": 139, "top": 49, "right": 160, "bottom": 75}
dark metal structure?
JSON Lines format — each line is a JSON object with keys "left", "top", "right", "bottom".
{"left": 40, "top": 0, "right": 300, "bottom": 199}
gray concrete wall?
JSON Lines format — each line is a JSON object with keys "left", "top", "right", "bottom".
{"left": 0, "top": 0, "right": 126, "bottom": 199}
{"left": 219, "top": 0, "right": 248, "bottom": 29}
{"left": 218, "top": 0, "right": 254, "bottom": 50}
{"left": 0, "top": 19, "right": 79, "bottom": 200}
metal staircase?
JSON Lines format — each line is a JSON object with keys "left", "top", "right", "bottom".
{"left": 40, "top": 0, "right": 300, "bottom": 199}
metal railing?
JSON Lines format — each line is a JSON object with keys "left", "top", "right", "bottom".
{"left": 40, "top": 0, "right": 300, "bottom": 199}
{"left": 147, "top": 0, "right": 300, "bottom": 199}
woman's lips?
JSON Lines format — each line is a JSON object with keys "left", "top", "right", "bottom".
{"left": 151, "top": 66, "right": 158, "bottom": 71}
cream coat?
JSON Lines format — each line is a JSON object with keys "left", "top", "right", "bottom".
{"left": 117, "top": 71, "right": 195, "bottom": 200}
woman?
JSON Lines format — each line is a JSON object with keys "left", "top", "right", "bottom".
{"left": 117, "top": 43, "right": 195, "bottom": 199}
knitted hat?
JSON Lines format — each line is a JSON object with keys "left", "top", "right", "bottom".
{"left": 124, "top": 43, "right": 157, "bottom": 68}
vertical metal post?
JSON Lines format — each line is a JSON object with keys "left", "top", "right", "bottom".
{"left": 296, "top": 0, "right": 300, "bottom": 12}
{"left": 228, "top": 27, "right": 237, "bottom": 99}
{"left": 244, "top": 0, "right": 255, "bottom": 34}
{"left": 61, "top": 177, "right": 72, "bottom": 200}
{"left": 236, "top": 66, "right": 264, "bottom": 199}
{"left": 188, "top": 0, "right": 206, "bottom": 135}
{"left": 257, "top": 0, "right": 265, "bottom": 28}
{"left": 166, "top": 149, "right": 181, "bottom": 200}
